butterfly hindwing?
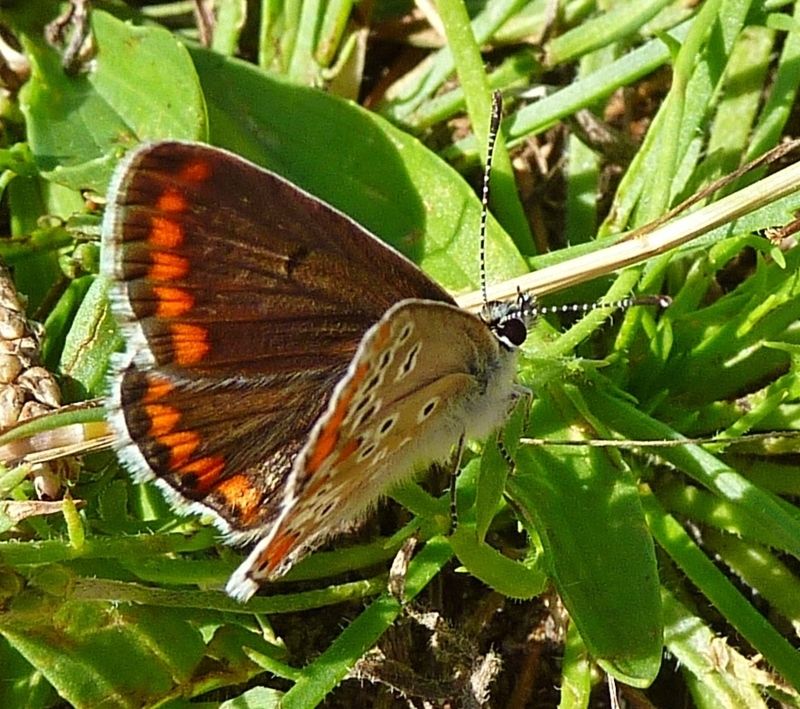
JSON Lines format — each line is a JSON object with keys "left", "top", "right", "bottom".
{"left": 111, "top": 358, "right": 340, "bottom": 539}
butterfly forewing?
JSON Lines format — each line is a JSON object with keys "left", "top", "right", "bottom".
{"left": 103, "top": 142, "right": 455, "bottom": 376}
{"left": 103, "top": 142, "right": 456, "bottom": 540}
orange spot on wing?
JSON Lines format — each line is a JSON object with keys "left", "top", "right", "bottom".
{"left": 263, "top": 530, "right": 299, "bottom": 573}
{"left": 150, "top": 216, "right": 183, "bottom": 249}
{"left": 374, "top": 321, "right": 392, "bottom": 347}
{"left": 159, "top": 430, "right": 201, "bottom": 468}
{"left": 145, "top": 404, "right": 181, "bottom": 438}
{"left": 306, "top": 431, "right": 337, "bottom": 476}
{"left": 149, "top": 251, "right": 190, "bottom": 281}
{"left": 181, "top": 455, "right": 225, "bottom": 490}
{"left": 170, "top": 323, "right": 210, "bottom": 365}
{"left": 306, "top": 363, "right": 369, "bottom": 475}
{"left": 215, "top": 473, "right": 249, "bottom": 497}
{"left": 181, "top": 159, "right": 212, "bottom": 182}
{"left": 142, "top": 377, "right": 175, "bottom": 403}
{"left": 214, "top": 473, "right": 261, "bottom": 523}
{"left": 156, "top": 188, "right": 187, "bottom": 213}
{"left": 153, "top": 286, "right": 194, "bottom": 318}
{"left": 335, "top": 437, "right": 359, "bottom": 465}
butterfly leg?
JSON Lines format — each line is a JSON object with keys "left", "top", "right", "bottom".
{"left": 496, "top": 384, "right": 531, "bottom": 474}
{"left": 496, "top": 434, "right": 515, "bottom": 471}
{"left": 448, "top": 432, "right": 466, "bottom": 535}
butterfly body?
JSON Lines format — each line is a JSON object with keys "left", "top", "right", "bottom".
{"left": 102, "top": 142, "right": 529, "bottom": 601}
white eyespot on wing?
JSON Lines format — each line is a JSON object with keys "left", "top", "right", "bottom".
{"left": 377, "top": 347, "right": 394, "bottom": 372}
{"left": 344, "top": 388, "right": 382, "bottom": 428}
{"left": 350, "top": 397, "right": 383, "bottom": 433}
{"left": 354, "top": 402, "right": 379, "bottom": 428}
{"left": 361, "top": 369, "right": 386, "bottom": 398}
{"left": 358, "top": 439, "right": 377, "bottom": 460}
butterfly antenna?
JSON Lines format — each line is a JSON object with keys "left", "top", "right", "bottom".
{"left": 480, "top": 90, "right": 503, "bottom": 308}
{"left": 533, "top": 293, "right": 672, "bottom": 319}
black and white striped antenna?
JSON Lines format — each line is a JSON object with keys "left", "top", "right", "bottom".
{"left": 476, "top": 92, "right": 670, "bottom": 321}
{"left": 479, "top": 91, "right": 503, "bottom": 308}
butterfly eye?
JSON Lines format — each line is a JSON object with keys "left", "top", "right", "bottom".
{"left": 494, "top": 317, "right": 527, "bottom": 348}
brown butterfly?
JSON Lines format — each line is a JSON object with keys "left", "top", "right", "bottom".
{"left": 102, "top": 141, "right": 535, "bottom": 600}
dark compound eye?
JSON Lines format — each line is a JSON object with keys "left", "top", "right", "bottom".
{"left": 494, "top": 317, "right": 527, "bottom": 347}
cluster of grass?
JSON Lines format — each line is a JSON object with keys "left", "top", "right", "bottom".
{"left": 0, "top": 0, "right": 799, "bottom": 706}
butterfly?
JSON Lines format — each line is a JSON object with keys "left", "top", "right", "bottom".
{"left": 102, "top": 140, "right": 535, "bottom": 601}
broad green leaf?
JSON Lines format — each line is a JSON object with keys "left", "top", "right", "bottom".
{"left": 189, "top": 47, "right": 528, "bottom": 292}
{"left": 449, "top": 523, "right": 546, "bottom": 599}
{"left": 506, "top": 396, "right": 662, "bottom": 687}
{"left": 14, "top": 8, "right": 207, "bottom": 191}
{"left": 58, "top": 276, "right": 123, "bottom": 400}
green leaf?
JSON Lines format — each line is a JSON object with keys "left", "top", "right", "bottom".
{"left": 506, "top": 395, "right": 662, "bottom": 687}
{"left": 189, "top": 47, "right": 528, "bottom": 291}
{"left": 449, "top": 523, "right": 546, "bottom": 599}
{"left": 0, "top": 636, "right": 55, "bottom": 709}
{"left": 220, "top": 686, "right": 284, "bottom": 708}
{"left": 58, "top": 276, "right": 124, "bottom": 400}
{"left": 16, "top": 8, "right": 207, "bottom": 191}
{"left": 0, "top": 600, "right": 207, "bottom": 707}
{"left": 645, "top": 493, "right": 800, "bottom": 692}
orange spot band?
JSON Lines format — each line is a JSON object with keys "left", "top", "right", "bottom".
{"left": 159, "top": 430, "right": 201, "bottom": 468}
{"left": 181, "top": 456, "right": 225, "bottom": 491}
{"left": 180, "top": 159, "right": 212, "bottom": 182}
{"left": 215, "top": 473, "right": 261, "bottom": 523}
{"left": 145, "top": 404, "right": 181, "bottom": 438}
{"left": 170, "top": 323, "right": 210, "bottom": 365}
{"left": 156, "top": 188, "right": 187, "bottom": 213}
{"left": 153, "top": 286, "right": 194, "bottom": 318}
{"left": 335, "top": 438, "right": 359, "bottom": 465}
{"left": 306, "top": 363, "right": 368, "bottom": 475}
{"left": 142, "top": 377, "right": 175, "bottom": 403}
{"left": 150, "top": 216, "right": 183, "bottom": 249}
{"left": 149, "top": 251, "right": 189, "bottom": 281}
{"left": 374, "top": 321, "right": 391, "bottom": 347}
{"left": 263, "top": 531, "right": 299, "bottom": 574}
